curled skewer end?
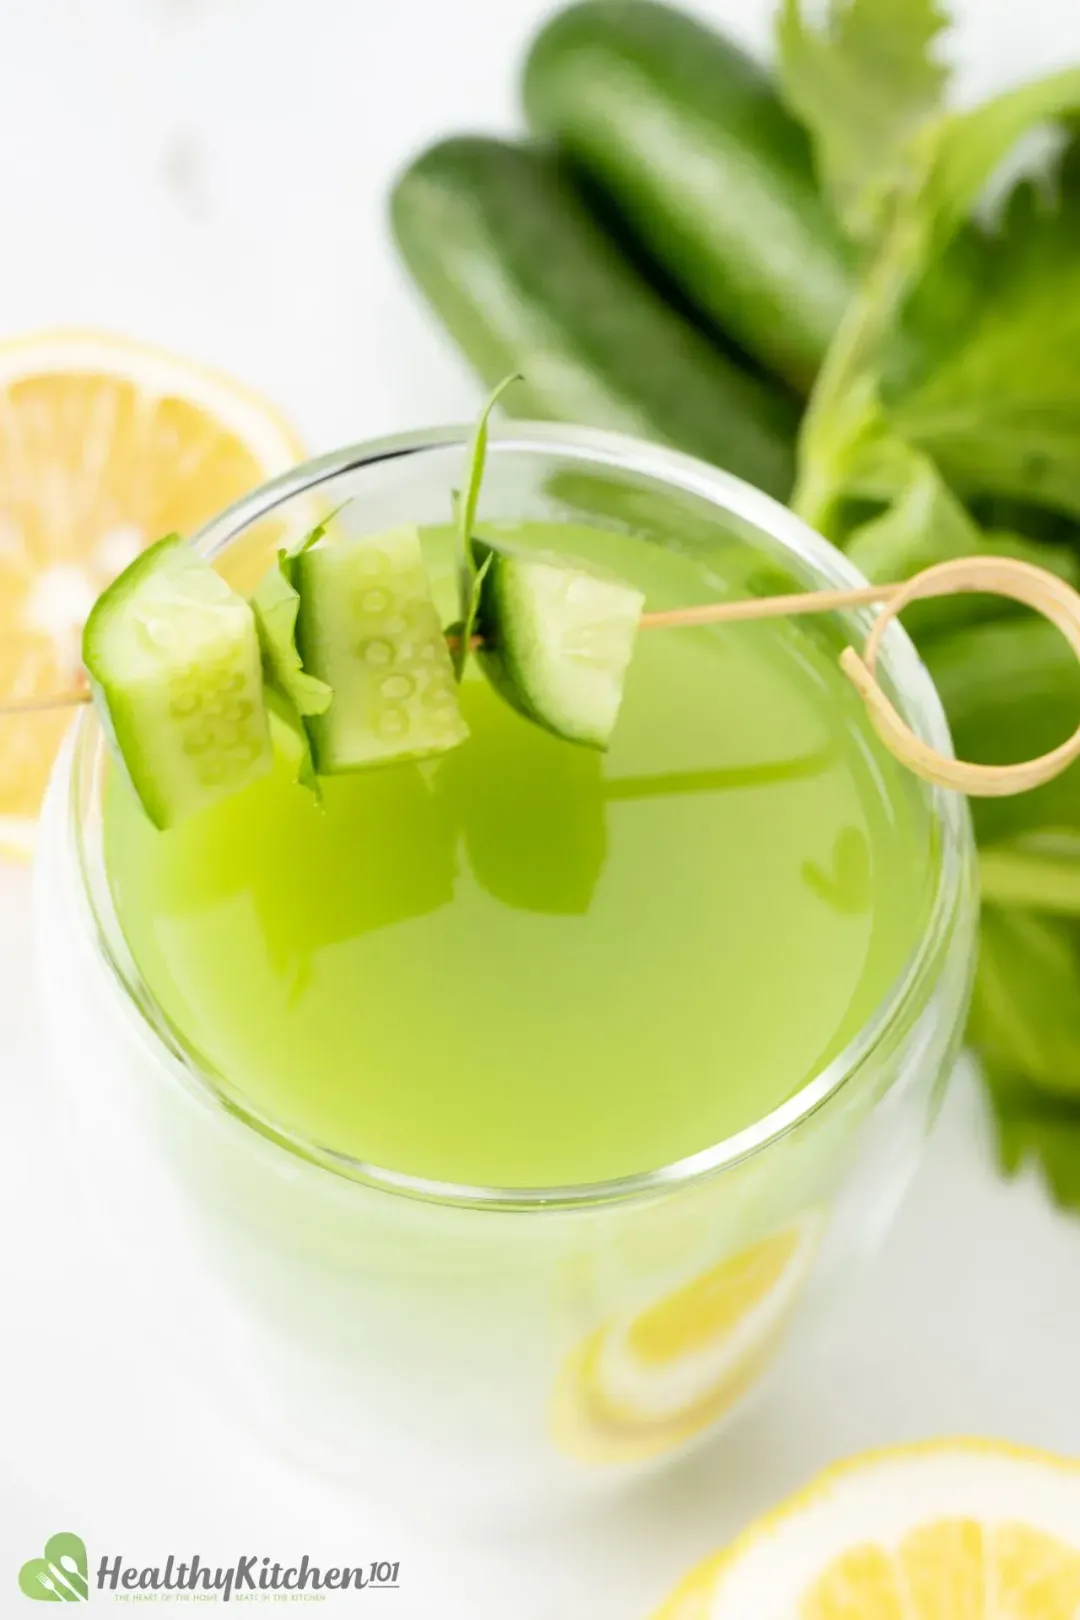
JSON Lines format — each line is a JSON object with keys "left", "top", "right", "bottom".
{"left": 839, "top": 556, "right": 1080, "bottom": 798}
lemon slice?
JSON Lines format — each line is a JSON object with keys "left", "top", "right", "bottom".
{"left": 653, "top": 1440, "right": 1080, "bottom": 1619}
{"left": 552, "top": 1215, "right": 821, "bottom": 1465}
{"left": 0, "top": 330, "right": 303, "bottom": 858}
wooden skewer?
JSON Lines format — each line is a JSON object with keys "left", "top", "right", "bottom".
{"left": 638, "top": 579, "right": 904, "bottom": 630}
{"left": 0, "top": 580, "right": 904, "bottom": 717}
{"left": 4, "top": 558, "right": 1080, "bottom": 799}
{"left": 5, "top": 690, "right": 92, "bottom": 713}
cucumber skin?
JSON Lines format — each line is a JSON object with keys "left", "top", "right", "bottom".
{"left": 472, "top": 546, "right": 566, "bottom": 743}
{"left": 84, "top": 536, "right": 185, "bottom": 829}
{"left": 83, "top": 535, "right": 273, "bottom": 830}
{"left": 391, "top": 137, "right": 798, "bottom": 501}
{"left": 523, "top": 0, "right": 854, "bottom": 392}
{"left": 471, "top": 541, "right": 640, "bottom": 749}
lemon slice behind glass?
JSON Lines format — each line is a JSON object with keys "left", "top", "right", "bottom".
{"left": 0, "top": 330, "right": 303, "bottom": 858}
{"left": 553, "top": 1216, "right": 821, "bottom": 1465}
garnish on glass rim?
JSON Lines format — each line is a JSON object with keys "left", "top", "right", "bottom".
{"left": 11, "top": 379, "right": 1080, "bottom": 811}
{"left": 12, "top": 550, "right": 1080, "bottom": 798}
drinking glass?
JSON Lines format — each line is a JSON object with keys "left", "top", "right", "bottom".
{"left": 34, "top": 423, "right": 977, "bottom": 1520}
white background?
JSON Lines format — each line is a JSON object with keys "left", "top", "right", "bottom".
{"left": 3, "top": 0, "right": 1080, "bottom": 1615}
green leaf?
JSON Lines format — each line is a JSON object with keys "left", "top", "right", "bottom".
{"left": 459, "top": 376, "right": 520, "bottom": 562}
{"left": 784, "top": 38, "right": 1080, "bottom": 1212}
{"left": 980, "top": 831, "right": 1080, "bottom": 916}
{"left": 970, "top": 906, "right": 1080, "bottom": 1100}
{"left": 776, "top": 0, "right": 949, "bottom": 243}
{"left": 923, "top": 615, "right": 1080, "bottom": 845}
{"left": 845, "top": 449, "right": 978, "bottom": 577}
{"left": 890, "top": 128, "right": 1080, "bottom": 519}
{"left": 458, "top": 550, "right": 493, "bottom": 676}
{"left": 789, "top": 51, "right": 1080, "bottom": 535}
{"left": 984, "top": 1063, "right": 1080, "bottom": 1214}
{"left": 293, "top": 505, "right": 342, "bottom": 558}
{"left": 453, "top": 375, "right": 521, "bottom": 677}
{"left": 250, "top": 512, "right": 347, "bottom": 801}
{"left": 926, "top": 66, "right": 1080, "bottom": 252}
{"left": 791, "top": 168, "right": 943, "bottom": 535}
{"left": 844, "top": 448, "right": 1080, "bottom": 638}
{"left": 264, "top": 684, "right": 323, "bottom": 805}
{"left": 252, "top": 551, "right": 333, "bottom": 718}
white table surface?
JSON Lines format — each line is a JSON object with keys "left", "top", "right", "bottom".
{"left": 3, "top": 1, "right": 1080, "bottom": 1614}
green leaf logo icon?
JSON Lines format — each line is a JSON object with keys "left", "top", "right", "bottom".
{"left": 18, "top": 1534, "right": 88, "bottom": 1602}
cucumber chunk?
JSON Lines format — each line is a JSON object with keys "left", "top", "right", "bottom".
{"left": 471, "top": 541, "right": 644, "bottom": 748}
{"left": 83, "top": 534, "right": 273, "bottom": 829}
{"left": 294, "top": 525, "right": 469, "bottom": 772}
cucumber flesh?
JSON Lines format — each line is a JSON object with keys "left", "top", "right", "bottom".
{"left": 82, "top": 534, "right": 273, "bottom": 829}
{"left": 294, "top": 525, "right": 469, "bottom": 772}
{"left": 472, "top": 540, "right": 643, "bottom": 748}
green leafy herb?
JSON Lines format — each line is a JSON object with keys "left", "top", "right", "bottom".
{"left": 984, "top": 1063, "right": 1080, "bottom": 1213}
{"left": 923, "top": 616, "right": 1080, "bottom": 847}
{"left": 263, "top": 684, "right": 321, "bottom": 799}
{"left": 779, "top": 0, "right": 1080, "bottom": 538}
{"left": 777, "top": 0, "right": 1080, "bottom": 1210}
{"left": 250, "top": 513, "right": 345, "bottom": 799}
{"left": 843, "top": 446, "right": 978, "bottom": 575}
{"left": 844, "top": 449, "right": 1080, "bottom": 638}
{"left": 980, "top": 832, "right": 1080, "bottom": 917}
{"left": 460, "top": 551, "right": 493, "bottom": 668}
{"left": 777, "top": 0, "right": 949, "bottom": 244}
{"left": 971, "top": 906, "right": 1080, "bottom": 1099}
{"left": 926, "top": 66, "right": 1080, "bottom": 254}
{"left": 889, "top": 128, "right": 1080, "bottom": 519}
{"left": 252, "top": 552, "right": 333, "bottom": 718}
{"left": 452, "top": 374, "right": 521, "bottom": 678}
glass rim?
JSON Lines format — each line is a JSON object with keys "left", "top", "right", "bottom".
{"left": 67, "top": 419, "right": 974, "bottom": 1212}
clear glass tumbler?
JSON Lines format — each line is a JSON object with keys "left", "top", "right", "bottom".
{"left": 34, "top": 423, "right": 977, "bottom": 1521}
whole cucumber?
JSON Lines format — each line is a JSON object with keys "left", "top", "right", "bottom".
{"left": 523, "top": 0, "right": 854, "bottom": 391}
{"left": 390, "top": 137, "right": 797, "bottom": 500}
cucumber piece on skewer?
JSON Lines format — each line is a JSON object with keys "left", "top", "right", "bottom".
{"left": 294, "top": 525, "right": 468, "bottom": 772}
{"left": 83, "top": 534, "right": 273, "bottom": 829}
{"left": 471, "top": 540, "right": 644, "bottom": 749}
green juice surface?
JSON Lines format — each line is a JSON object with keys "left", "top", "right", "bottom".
{"left": 104, "top": 520, "right": 933, "bottom": 1189}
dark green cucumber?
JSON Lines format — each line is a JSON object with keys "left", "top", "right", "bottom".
{"left": 390, "top": 137, "right": 798, "bottom": 499}
{"left": 523, "top": 0, "right": 854, "bottom": 390}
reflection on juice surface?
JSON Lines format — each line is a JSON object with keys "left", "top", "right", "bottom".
{"left": 103, "top": 520, "right": 933, "bottom": 1191}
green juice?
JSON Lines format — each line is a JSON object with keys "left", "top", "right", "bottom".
{"left": 104, "top": 519, "right": 932, "bottom": 1189}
